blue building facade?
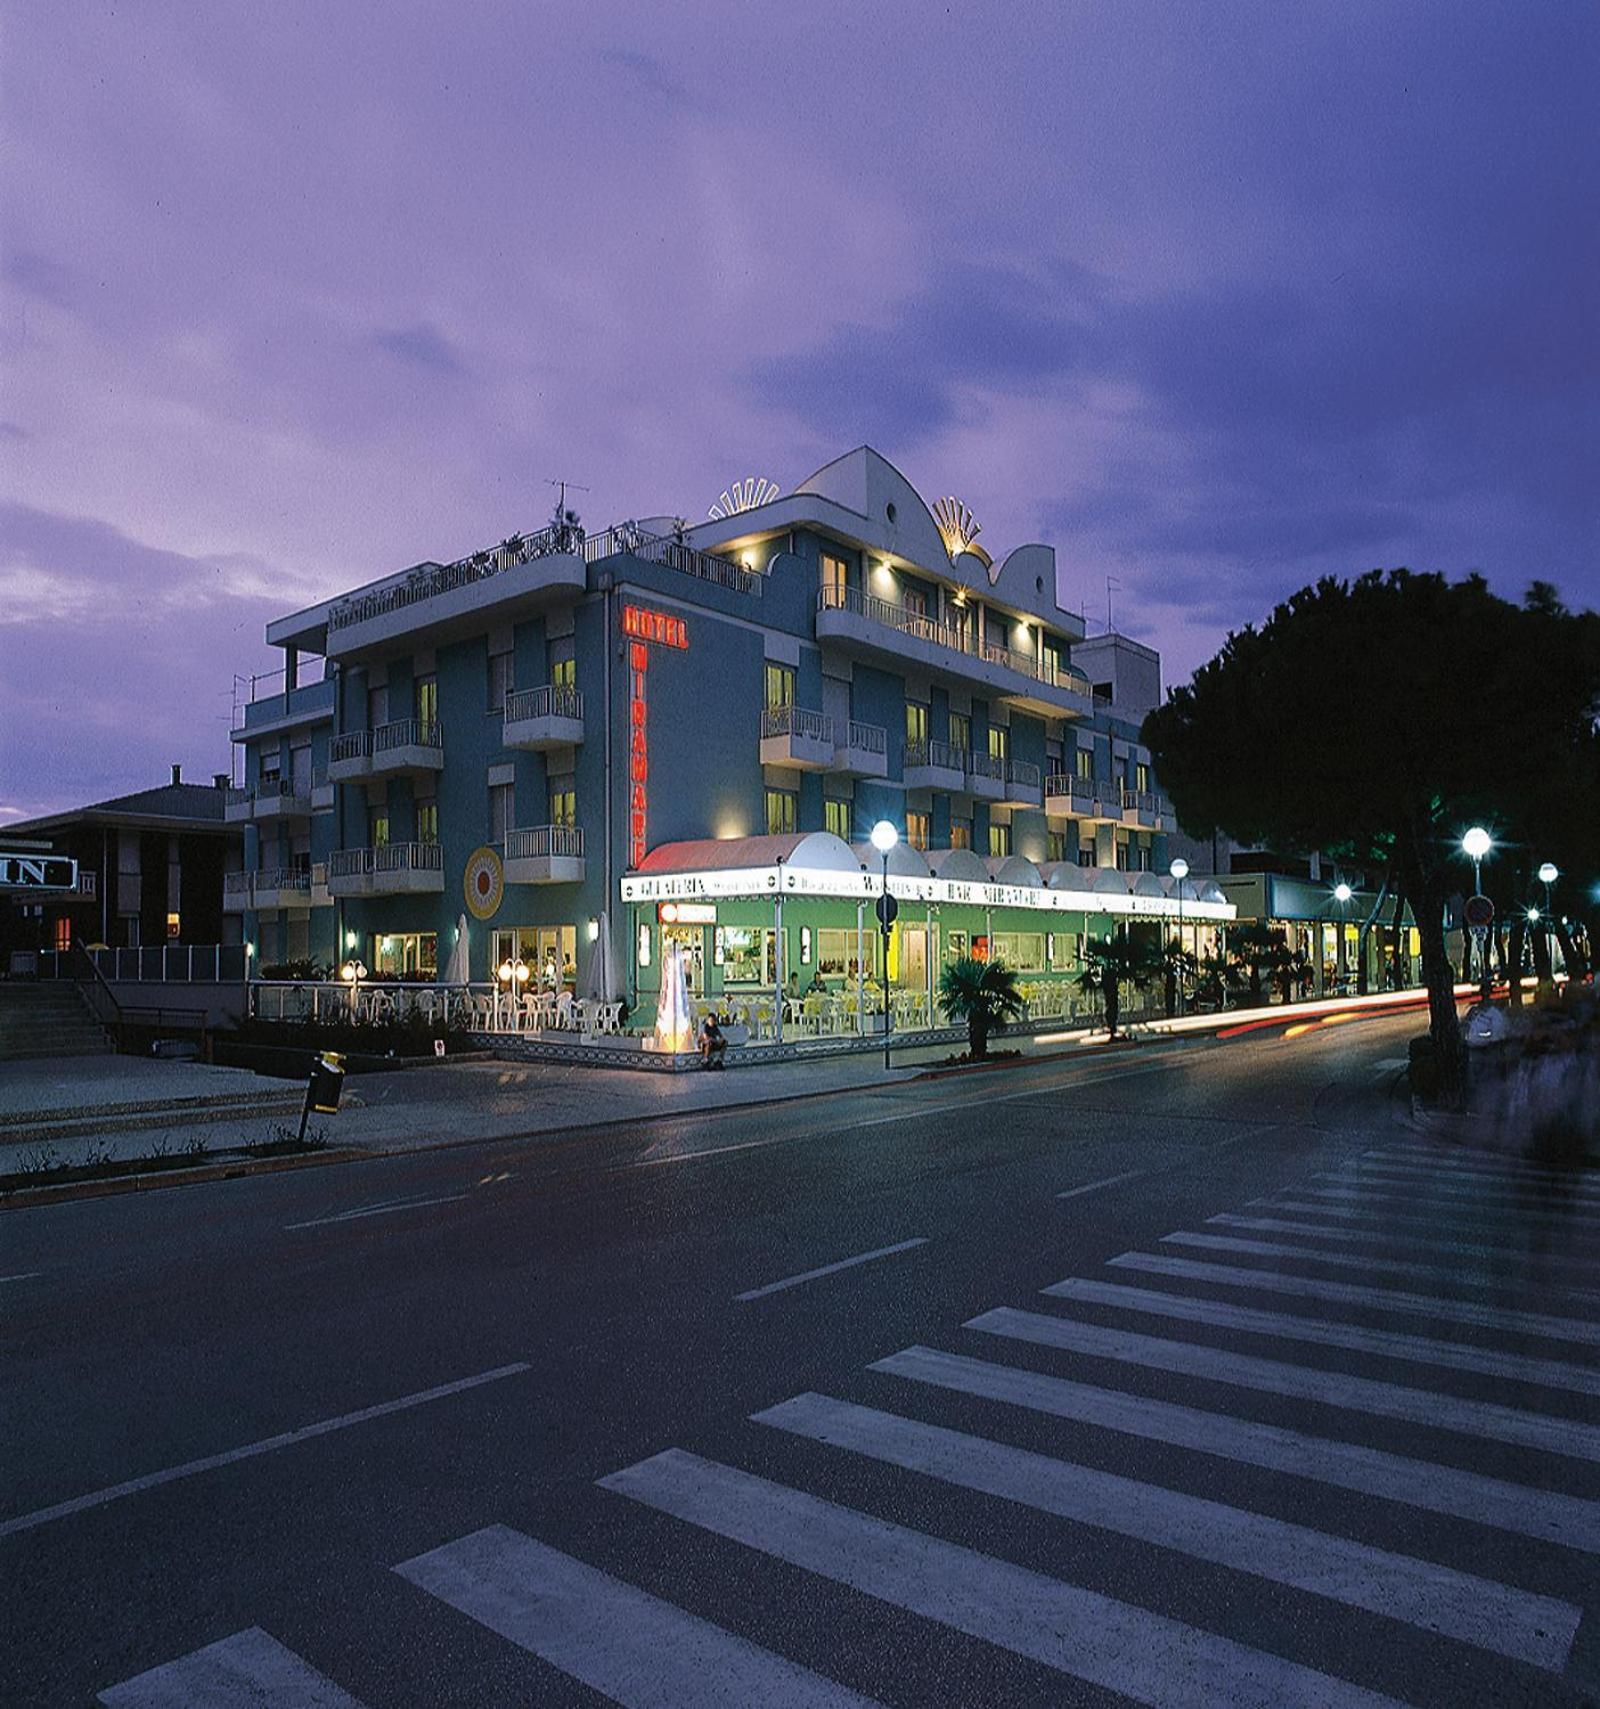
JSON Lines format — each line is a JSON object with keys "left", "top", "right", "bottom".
{"left": 230, "top": 447, "right": 1229, "bottom": 1011}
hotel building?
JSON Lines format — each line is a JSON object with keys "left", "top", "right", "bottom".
{"left": 229, "top": 447, "right": 1232, "bottom": 1024}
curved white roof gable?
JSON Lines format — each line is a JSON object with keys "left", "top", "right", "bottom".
{"left": 1046, "top": 863, "right": 1102, "bottom": 894}
{"left": 853, "top": 839, "right": 933, "bottom": 879}
{"left": 636, "top": 831, "right": 858, "bottom": 876}
{"left": 1130, "top": 872, "right": 1166, "bottom": 898}
{"left": 987, "top": 854, "right": 1043, "bottom": 888}
{"left": 927, "top": 847, "right": 992, "bottom": 883}
{"left": 1092, "top": 869, "right": 1130, "bottom": 895}
{"left": 794, "top": 447, "right": 953, "bottom": 578}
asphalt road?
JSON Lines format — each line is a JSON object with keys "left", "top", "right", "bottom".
{"left": 6, "top": 1013, "right": 1600, "bottom": 1707}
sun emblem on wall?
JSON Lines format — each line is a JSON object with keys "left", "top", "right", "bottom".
{"left": 707, "top": 477, "right": 780, "bottom": 520}
{"left": 933, "top": 495, "right": 984, "bottom": 560}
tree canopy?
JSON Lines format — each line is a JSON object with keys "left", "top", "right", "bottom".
{"left": 1144, "top": 569, "right": 1600, "bottom": 1096}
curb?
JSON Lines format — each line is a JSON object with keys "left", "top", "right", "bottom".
{"left": 912, "top": 1035, "right": 1147, "bottom": 1081}
{"left": 0, "top": 1096, "right": 306, "bottom": 1147}
{"left": 0, "top": 1146, "right": 373, "bottom": 1211}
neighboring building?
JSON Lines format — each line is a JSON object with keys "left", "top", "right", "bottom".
{"left": 231, "top": 446, "right": 1232, "bottom": 1015}
{"left": 0, "top": 767, "right": 242, "bottom": 956}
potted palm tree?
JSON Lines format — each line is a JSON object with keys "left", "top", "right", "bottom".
{"left": 938, "top": 955, "right": 1026, "bottom": 1060}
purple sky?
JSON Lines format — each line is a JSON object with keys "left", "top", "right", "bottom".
{"left": 3, "top": 2, "right": 1596, "bottom": 819}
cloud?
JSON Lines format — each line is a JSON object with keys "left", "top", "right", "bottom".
{"left": 4, "top": 249, "right": 73, "bottom": 307}
{"left": 371, "top": 321, "right": 466, "bottom": 374}
{"left": 598, "top": 47, "right": 690, "bottom": 106}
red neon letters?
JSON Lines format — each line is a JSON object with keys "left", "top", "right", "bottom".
{"left": 623, "top": 607, "right": 687, "bottom": 868}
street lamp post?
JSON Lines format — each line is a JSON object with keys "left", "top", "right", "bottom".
{"left": 1537, "top": 862, "right": 1559, "bottom": 989}
{"left": 1333, "top": 881, "right": 1353, "bottom": 994}
{"left": 1169, "top": 857, "right": 1189, "bottom": 1016}
{"left": 870, "top": 820, "right": 899, "bottom": 1070}
{"left": 1461, "top": 827, "right": 1493, "bottom": 1001}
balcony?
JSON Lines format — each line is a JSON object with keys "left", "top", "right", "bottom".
{"left": 328, "top": 731, "right": 372, "bottom": 784}
{"left": 223, "top": 870, "right": 254, "bottom": 912}
{"left": 253, "top": 778, "right": 313, "bottom": 824}
{"left": 902, "top": 739, "right": 967, "bottom": 793}
{"left": 834, "top": 719, "right": 888, "bottom": 779}
{"left": 327, "top": 847, "right": 374, "bottom": 898}
{"left": 815, "top": 586, "right": 1094, "bottom": 719}
{"left": 224, "top": 787, "right": 255, "bottom": 825}
{"left": 998, "top": 758, "right": 1043, "bottom": 810}
{"left": 371, "top": 718, "right": 444, "bottom": 779}
{"left": 311, "top": 770, "right": 334, "bottom": 813}
{"left": 1046, "top": 775, "right": 1124, "bottom": 823}
{"left": 1122, "top": 789, "right": 1173, "bottom": 832}
{"left": 503, "top": 685, "right": 584, "bottom": 751}
{"left": 325, "top": 528, "right": 587, "bottom": 659}
{"left": 253, "top": 867, "right": 314, "bottom": 911}
{"left": 964, "top": 750, "right": 1006, "bottom": 803}
{"left": 504, "top": 825, "right": 585, "bottom": 885}
{"left": 759, "top": 706, "right": 835, "bottom": 770}
{"left": 310, "top": 860, "right": 331, "bottom": 908}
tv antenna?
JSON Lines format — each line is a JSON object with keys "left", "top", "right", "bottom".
{"left": 547, "top": 476, "right": 590, "bottom": 519}
{"left": 1105, "top": 576, "right": 1122, "bottom": 633}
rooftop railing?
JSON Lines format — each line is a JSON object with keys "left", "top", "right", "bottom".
{"left": 328, "top": 525, "right": 577, "bottom": 632}
{"left": 585, "top": 523, "right": 761, "bottom": 596}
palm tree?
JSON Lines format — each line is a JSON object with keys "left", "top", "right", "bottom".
{"left": 1159, "top": 936, "right": 1200, "bottom": 1018}
{"left": 938, "top": 955, "right": 1026, "bottom": 1059}
{"left": 1077, "top": 931, "right": 1158, "bottom": 1039}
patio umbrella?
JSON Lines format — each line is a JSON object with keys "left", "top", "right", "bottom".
{"left": 654, "top": 942, "right": 694, "bottom": 1053}
{"left": 584, "top": 912, "right": 621, "bottom": 1003}
{"left": 441, "top": 914, "right": 469, "bottom": 984}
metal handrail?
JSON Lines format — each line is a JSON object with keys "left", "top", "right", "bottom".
{"left": 965, "top": 750, "right": 1006, "bottom": 781}
{"left": 506, "top": 825, "right": 584, "bottom": 859}
{"left": 375, "top": 840, "right": 443, "bottom": 873}
{"left": 225, "top": 786, "right": 254, "bottom": 809}
{"left": 504, "top": 684, "right": 583, "bottom": 723}
{"left": 330, "top": 731, "right": 371, "bottom": 763}
{"left": 1044, "top": 773, "right": 1096, "bottom": 803}
{"left": 1005, "top": 759, "right": 1042, "bottom": 789}
{"left": 374, "top": 717, "right": 442, "bottom": 753}
{"left": 760, "top": 705, "right": 833, "bottom": 742}
{"left": 329, "top": 847, "right": 375, "bottom": 879}
{"left": 904, "top": 739, "right": 965, "bottom": 772}
{"left": 842, "top": 720, "right": 887, "bottom": 754}
{"left": 255, "top": 867, "right": 312, "bottom": 893}
{"left": 585, "top": 523, "right": 759, "bottom": 595}
{"left": 71, "top": 936, "right": 123, "bottom": 1047}
{"left": 224, "top": 870, "right": 255, "bottom": 896}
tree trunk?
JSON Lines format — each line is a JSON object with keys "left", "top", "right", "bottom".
{"left": 1531, "top": 919, "right": 1554, "bottom": 994}
{"left": 1507, "top": 918, "right": 1526, "bottom": 1007}
{"left": 1459, "top": 923, "right": 1474, "bottom": 984}
{"left": 1389, "top": 890, "right": 1407, "bottom": 989}
{"left": 1414, "top": 878, "right": 1467, "bottom": 1106}
{"left": 1554, "top": 918, "right": 1589, "bottom": 983}
{"left": 1104, "top": 970, "right": 1120, "bottom": 1038}
{"left": 1164, "top": 968, "right": 1177, "bottom": 1018}
{"left": 970, "top": 1012, "right": 987, "bottom": 1059}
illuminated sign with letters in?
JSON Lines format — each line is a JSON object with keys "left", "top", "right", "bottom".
{"left": 623, "top": 606, "right": 689, "bottom": 869}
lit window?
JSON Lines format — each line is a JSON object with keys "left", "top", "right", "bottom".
{"left": 416, "top": 802, "right": 439, "bottom": 845}
{"left": 369, "top": 810, "right": 390, "bottom": 848}
{"left": 1136, "top": 761, "right": 1150, "bottom": 793}
{"left": 988, "top": 724, "right": 1009, "bottom": 764}
{"left": 550, "top": 789, "right": 576, "bottom": 830}
{"left": 906, "top": 812, "right": 930, "bottom": 851}
{"left": 551, "top": 655, "right": 576, "bottom": 691}
{"left": 415, "top": 674, "right": 439, "bottom": 730}
{"left": 905, "top": 703, "right": 929, "bottom": 746}
{"left": 765, "top": 790, "right": 797, "bottom": 835}
{"left": 988, "top": 822, "right": 1012, "bottom": 858}
{"left": 820, "top": 553, "right": 848, "bottom": 605}
{"left": 947, "top": 711, "right": 970, "bottom": 753}
{"left": 1075, "top": 747, "right": 1093, "bottom": 781}
{"left": 950, "top": 818, "right": 972, "bottom": 851}
{"left": 764, "top": 663, "right": 795, "bottom": 711}
{"left": 1047, "top": 831, "right": 1066, "bottom": 863}
{"left": 825, "top": 798, "right": 851, "bottom": 840}
{"left": 166, "top": 912, "right": 181, "bottom": 940}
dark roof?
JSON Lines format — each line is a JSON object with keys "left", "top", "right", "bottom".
{"left": 4, "top": 781, "right": 232, "bottom": 837}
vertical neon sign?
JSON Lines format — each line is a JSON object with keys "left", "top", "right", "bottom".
{"left": 622, "top": 605, "right": 688, "bottom": 870}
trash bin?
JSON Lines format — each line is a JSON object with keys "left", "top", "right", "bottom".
{"left": 308, "top": 1050, "right": 345, "bottom": 1114}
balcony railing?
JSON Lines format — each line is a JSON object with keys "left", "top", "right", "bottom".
{"left": 843, "top": 720, "right": 887, "bottom": 755}
{"left": 328, "top": 848, "right": 374, "bottom": 881}
{"left": 257, "top": 867, "right": 312, "bottom": 894}
{"left": 1005, "top": 759, "right": 1042, "bottom": 790}
{"left": 585, "top": 523, "right": 761, "bottom": 596}
{"left": 330, "top": 731, "right": 371, "bottom": 765}
{"left": 1123, "top": 789, "right": 1159, "bottom": 815}
{"left": 1045, "top": 774, "right": 1097, "bottom": 807}
{"left": 965, "top": 751, "right": 1006, "bottom": 783}
{"left": 904, "top": 739, "right": 965, "bottom": 773}
{"left": 373, "top": 717, "right": 442, "bottom": 754}
{"left": 224, "top": 871, "right": 255, "bottom": 898}
{"left": 375, "top": 840, "right": 443, "bottom": 875}
{"left": 817, "top": 585, "right": 1090, "bottom": 695}
{"left": 225, "top": 786, "right": 254, "bottom": 811}
{"left": 759, "top": 705, "right": 833, "bottom": 743}
{"left": 327, "top": 524, "right": 579, "bottom": 633}
{"left": 504, "top": 685, "right": 583, "bottom": 724}
{"left": 506, "top": 825, "right": 584, "bottom": 861}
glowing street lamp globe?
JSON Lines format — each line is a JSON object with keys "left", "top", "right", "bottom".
{"left": 1333, "top": 882, "right": 1353, "bottom": 904}
{"left": 1539, "top": 862, "right": 1559, "bottom": 886}
{"left": 1461, "top": 827, "right": 1492, "bottom": 862}
{"left": 869, "top": 820, "right": 899, "bottom": 854}
{"left": 1169, "top": 857, "right": 1189, "bottom": 881}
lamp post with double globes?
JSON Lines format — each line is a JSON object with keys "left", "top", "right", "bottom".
{"left": 870, "top": 820, "right": 899, "bottom": 1069}
{"left": 1169, "top": 857, "right": 1189, "bottom": 1015}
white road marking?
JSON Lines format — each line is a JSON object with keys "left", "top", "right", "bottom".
{"left": 875, "top": 1343, "right": 1600, "bottom": 1550}
{"left": 396, "top": 1525, "right": 883, "bottom": 1707}
{"left": 1208, "top": 1212, "right": 1600, "bottom": 1273}
{"left": 1275, "top": 1185, "right": 1600, "bottom": 1228}
{"left": 1264, "top": 1196, "right": 1599, "bottom": 1240}
{"left": 984, "top": 1302, "right": 1600, "bottom": 1462}
{"left": 98, "top": 1625, "right": 366, "bottom": 1707}
{"left": 284, "top": 1193, "right": 467, "bottom": 1231}
{"left": 1160, "top": 1230, "right": 1600, "bottom": 1299}
{"left": 0, "top": 1362, "right": 530, "bottom": 1540}
{"left": 1107, "top": 1251, "right": 1600, "bottom": 1351}
{"left": 600, "top": 1448, "right": 1407, "bottom": 1709}
{"left": 755, "top": 1391, "right": 1577, "bottom": 1668}
{"left": 734, "top": 1237, "right": 928, "bottom": 1301}
{"left": 1058, "top": 1169, "right": 1145, "bottom": 1200}
{"left": 0, "top": 1271, "right": 42, "bottom": 1284}
{"left": 1321, "top": 1165, "right": 1600, "bottom": 1207}
{"left": 1363, "top": 1146, "right": 1600, "bottom": 1187}
{"left": 1049, "top": 1273, "right": 1600, "bottom": 1398}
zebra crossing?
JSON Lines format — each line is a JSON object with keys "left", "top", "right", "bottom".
{"left": 100, "top": 1136, "right": 1600, "bottom": 1707}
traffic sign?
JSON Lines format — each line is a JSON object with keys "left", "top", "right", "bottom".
{"left": 0, "top": 852, "right": 77, "bottom": 891}
{"left": 874, "top": 892, "right": 899, "bottom": 929}
{"left": 1463, "top": 894, "right": 1495, "bottom": 930}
